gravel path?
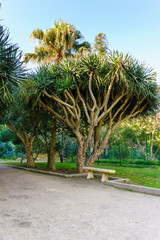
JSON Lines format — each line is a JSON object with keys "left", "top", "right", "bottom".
{"left": 0, "top": 164, "right": 160, "bottom": 240}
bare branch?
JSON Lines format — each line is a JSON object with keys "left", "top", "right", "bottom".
{"left": 6, "top": 121, "right": 25, "bottom": 143}
{"left": 112, "top": 96, "right": 130, "bottom": 120}
{"left": 66, "top": 106, "right": 76, "bottom": 119}
{"left": 76, "top": 84, "right": 91, "bottom": 123}
{"left": 39, "top": 99, "right": 74, "bottom": 130}
{"left": 104, "top": 76, "right": 115, "bottom": 111}
{"left": 43, "top": 91, "right": 74, "bottom": 109}
{"left": 89, "top": 71, "right": 97, "bottom": 111}
{"left": 98, "top": 93, "right": 125, "bottom": 123}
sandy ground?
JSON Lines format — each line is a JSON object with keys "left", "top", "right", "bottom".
{"left": 0, "top": 164, "right": 160, "bottom": 240}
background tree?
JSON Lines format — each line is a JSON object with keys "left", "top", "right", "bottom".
{"left": 23, "top": 20, "right": 91, "bottom": 65}
{"left": 26, "top": 52, "right": 158, "bottom": 173}
{"left": 93, "top": 33, "right": 108, "bottom": 57}
{"left": 3, "top": 97, "right": 44, "bottom": 167}
{"left": 125, "top": 113, "right": 160, "bottom": 161}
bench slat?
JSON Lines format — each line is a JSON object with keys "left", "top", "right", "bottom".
{"left": 83, "top": 167, "right": 115, "bottom": 173}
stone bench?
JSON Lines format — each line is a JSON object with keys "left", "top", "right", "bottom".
{"left": 83, "top": 167, "right": 116, "bottom": 182}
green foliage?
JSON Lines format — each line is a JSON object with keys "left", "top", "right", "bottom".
{"left": 0, "top": 142, "right": 15, "bottom": 158}
{"left": 0, "top": 126, "right": 14, "bottom": 142}
{"left": 94, "top": 33, "right": 108, "bottom": 56}
{"left": 24, "top": 20, "right": 91, "bottom": 64}
{"left": 27, "top": 52, "right": 158, "bottom": 122}
{"left": 0, "top": 126, "right": 15, "bottom": 157}
{"left": 0, "top": 25, "right": 24, "bottom": 108}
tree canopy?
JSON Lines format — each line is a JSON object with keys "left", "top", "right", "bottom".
{"left": 0, "top": 24, "right": 24, "bottom": 108}
{"left": 24, "top": 51, "right": 158, "bottom": 172}
{"left": 23, "top": 20, "right": 91, "bottom": 65}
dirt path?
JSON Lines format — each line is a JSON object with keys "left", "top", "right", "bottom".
{"left": 0, "top": 164, "right": 160, "bottom": 240}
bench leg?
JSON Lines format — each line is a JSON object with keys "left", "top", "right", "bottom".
{"left": 101, "top": 173, "right": 108, "bottom": 182}
{"left": 87, "top": 171, "right": 94, "bottom": 179}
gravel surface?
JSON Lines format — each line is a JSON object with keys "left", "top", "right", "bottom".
{"left": 0, "top": 164, "right": 160, "bottom": 240}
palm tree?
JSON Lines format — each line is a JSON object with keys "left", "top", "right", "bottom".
{"left": 23, "top": 20, "right": 91, "bottom": 65}
{"left": 0, "top": 25, "right": 24, "bottom": 108}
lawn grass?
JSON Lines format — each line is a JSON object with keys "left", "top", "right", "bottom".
{"left": 94, "top": 164, "right": 160, "bottom": 189}
{"left": 3, "top": 161, "right": 160, "bottom": 189}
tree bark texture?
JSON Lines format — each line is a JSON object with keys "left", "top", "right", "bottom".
{"left": 25, "top": 142, "right": 34, "bottom": 167}
{"left": 76, "top": 143, "right": 85, "bottom": 173}
{"left": 85, "top": 128, "right": 112, "bottom": 167}
{"left": 48, "top": 118, "right": 56, "bottom": 171}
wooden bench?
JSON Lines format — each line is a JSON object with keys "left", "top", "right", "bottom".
{"left": 83, "top": 167, "right": 116, "bottom": 182}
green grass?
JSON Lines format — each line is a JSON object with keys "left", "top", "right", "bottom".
{"left": 94, "top": 164, "right": 160, "bottom": 189}
{"left": 3, "top": 161, "right": 160, "bottom": 189}
{"left": 95, "top": 158, "right": 160, "bottom": 168}
{"left": 3, "top": 161, "right": 76, "bottom": 171}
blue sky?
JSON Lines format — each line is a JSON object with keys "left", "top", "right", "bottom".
{"left": 1, "top": 0, "right": 160, "bottom": 83}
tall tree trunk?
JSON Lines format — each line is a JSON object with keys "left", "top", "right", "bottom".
{"left": 59, "top": 153, "right": 64, "bottom": 162}
{"left": 25, "top": 141, "right": 34, "bottom": 167}
{"left": 76, "top": 143, "right": 85, "bottom": 173}
{"left": 48, "top": 118, "right": 56, "bottom": 171}
{"left": 85, "top": 127, "right": 112, "bottom": 167}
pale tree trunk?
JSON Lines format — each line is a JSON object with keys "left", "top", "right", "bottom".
{"left": 76, "top": 143, "right": 85, "bottom": 173}
{"left": 85, "top": 127, "right": 112, "bottom": 167}
{"left": 150, "top": 130, "right": 155, "bottom": 160}
{"left": 48, "top": 118, "right": 56, "bottom": 171}
{"left": 75, "top": 126, "right": 95, "bottom": 173}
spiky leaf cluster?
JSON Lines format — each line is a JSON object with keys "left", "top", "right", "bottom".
{"left": 26, "top": 51, "right": 158, "bottom": 123}
{"left": 0, "top": 25, "right": 24, "bottom": 108}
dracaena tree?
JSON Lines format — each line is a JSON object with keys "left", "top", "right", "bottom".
{"left": 25, "top": 51, "right": 158, "bottom": 173}
{"left": 0, "top": 24, "right": 24, "bottom": 109}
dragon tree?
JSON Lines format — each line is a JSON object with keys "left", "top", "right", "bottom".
{"left": 26, "top": 52, "right": 158, "bottom": 173}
